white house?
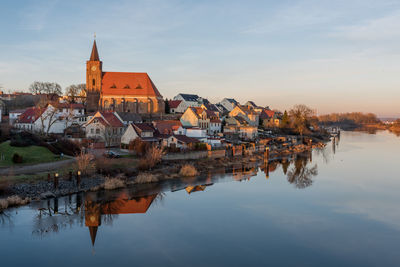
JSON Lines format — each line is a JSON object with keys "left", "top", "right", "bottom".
{"left": 168, "top": 100, "right": 187, "bottom": 114}
{"left": 85, "top": 111, "right": 125, "bottom": 147}
{"left": 219, "top": 98, "right": 238, "bottom": 112}
{"left": 14, "top": 103, "right": 85, "bottom": 134}
{"left": 9, "top": 109, "right": 28, "bottom": 125}
{"left": 120, "top": 123, "right": 158, "bottom": 146}
{"left": 180, "top": 107, "right": 221, "bottom": 135}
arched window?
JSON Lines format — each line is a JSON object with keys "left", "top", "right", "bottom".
{"left": 92, "top": 79, "right": 95, "bottom": 86}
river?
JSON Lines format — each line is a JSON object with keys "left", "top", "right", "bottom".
{"left": 0, "top": 131, "right": 400, "bottom": 267}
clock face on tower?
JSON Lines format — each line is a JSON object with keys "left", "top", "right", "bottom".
{"left": 91, "top": 66, "right": 97, "bottom": 71}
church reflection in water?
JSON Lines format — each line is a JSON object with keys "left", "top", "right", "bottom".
{"left": 29, "top": 146, "right": 326, "bottom": 246}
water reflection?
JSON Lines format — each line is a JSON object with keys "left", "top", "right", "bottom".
{"left": 2, "top": 145, "right": 325, "bottom": 248}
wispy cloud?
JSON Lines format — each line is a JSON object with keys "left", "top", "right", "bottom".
{"left": 329, "top": 10, "right": 400, "bottom": 41}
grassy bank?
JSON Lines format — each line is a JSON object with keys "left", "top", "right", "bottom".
{"left": 0, "top": 141, "right": 63, "bottom": 167}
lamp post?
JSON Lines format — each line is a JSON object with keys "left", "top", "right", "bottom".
{"left": 54, "top": 173, "right": 59, "bottom": 189}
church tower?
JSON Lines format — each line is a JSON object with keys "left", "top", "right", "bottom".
{"left": 86, "top": 39, "right": 102, "bottom": 112}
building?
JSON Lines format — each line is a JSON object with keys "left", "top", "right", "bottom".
{"left": 86, "top": 39, "right": 165, "bottom": 114}
{"left": 114, "top": 112, "right": 143, "bottom": 126}
{"left": 168, "top": 100, "right": 186, "bottom": 114}
{"left": 229, "top": 105, "right": 259, "bottom": 127}
{"left": 14, "top": 103, "right": 85, "bottom": 134}
{"left": 120, "top": 123, "right": 158, "bottom": 146}
{"left": 152, "top": 120, "right": 182, "bottom": 134}
{"left": 219, "top": 98, "right": 238, "bottom": 112}
{"left": 85, "top": 111, "right": 125, "bottom": 147}
{"left": 180, "top": 107, "right": 221, "bottom": 135}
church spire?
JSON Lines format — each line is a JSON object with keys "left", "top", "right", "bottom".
{"left": 90, "top": 39, "right": 100, "bottom": 61}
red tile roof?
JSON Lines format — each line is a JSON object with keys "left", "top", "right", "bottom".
{"left": 101, "top": 72, "right": 162, "bottom": 97}
{"left": 168, "top": 100, "right": 182, "bottom": 109}
{"left": 100, "top": 112, "right": 124, "bottom": 127}
{"left": 17, "top": 107, "right": 44, "bottom": 123}
{"left": 260, "top": 109, "right": 275, "bottom": 119}
{"left": 153, "top": 120, "right": 182, "bottom": 134}
{"left": 133, "top": 123, "right": 155, "bottom": 132}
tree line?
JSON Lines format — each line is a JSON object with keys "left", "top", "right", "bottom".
{"left": 29, "top": 81, "right": 86, "bottom": 103}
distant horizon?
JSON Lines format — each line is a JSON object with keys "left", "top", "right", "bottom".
{"left": 1, "top": 0, "right": 399, "bottom": 117}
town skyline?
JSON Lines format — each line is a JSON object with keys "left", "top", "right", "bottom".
{"left": 1, "top": 0, "right": 400, "bottom": 117}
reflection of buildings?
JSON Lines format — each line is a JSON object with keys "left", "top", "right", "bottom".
{"left": 231, "top": 163, "right": 258, "bottom": 181}
{"left": 85, "top": 192, "right": 157, "bottom": 246}
{"left": 185, "top": 185, "right": 207, "bottom": 194}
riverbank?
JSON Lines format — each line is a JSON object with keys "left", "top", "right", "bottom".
{"left": 0, "top": 139, "right": 326, "bottom": 211}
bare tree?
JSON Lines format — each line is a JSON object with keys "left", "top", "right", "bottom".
{"left": 65, "top": 84, "right": 86, "bottom": 103}
{"left": 29, "top": 81, "right": 62, "bottom": 96}
{"left": 289, "top": 104, "right": 315, "bottom": 136}
{"left": 34, "top": 100, "right": 60, "bottom": 135}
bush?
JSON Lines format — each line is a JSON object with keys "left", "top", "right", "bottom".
{"left": 137, "top": 145, "right": 164, "bottom": 171}
{"left": 135, "top": 173, "right": 158, "bottom": 184}
{"left": 0, "top": 195, "right": 31, "bottom": 211}
{"left": 76, "top": 151, "right": 95, "bottom": 175}
{"left": 104, "top": 177, "right": 125, "bottom": 190}
{"left": 179, "top": 164, "right": 199, "bottom": 177}
{"left": 12, "top": 153, "right": 23, "bottom": 164}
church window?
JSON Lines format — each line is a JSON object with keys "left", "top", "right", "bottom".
{"left": 135, "top": 84, "right": 142, "bottom": 89}
{"left": 92, "top": 79, "right": 95, "bottom": 86}
{"left": 124, "top": 84, "right": 130, "bottom": 89}
{"left": 111, "top": 84, "right": 116, "bottom": 88}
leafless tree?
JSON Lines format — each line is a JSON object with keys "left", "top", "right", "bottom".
{"left": 29, "top": 81, "right": 62, "bottom": 96}
{"left": 289, "top": 104, "right": 315, "bottom": 136}
{"left": 287, "top": 155, "right": 318, "bottom": 189}
{"left": 34, "top": 100, "right": 59, "bottom": 135}
{"left": 65, "top": 84, "right": 86, "bottom": 103}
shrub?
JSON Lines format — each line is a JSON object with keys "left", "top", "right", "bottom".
{"left": 104, "top": 177, "right": 125, "bottom": 190}
{"left": 76, "top": 151, "right": 95, "bottom": 175}
{"left": 12, "top": 153, "right": 23, "bottom": 164}
{"left": 135, "top": 173, "right": 158, "bottom": 184}
{"left": 137, "top": 145, "right": 164, "bottom": 170}
{"left": 0, "top": 195, "right": 31, "bottom": 211}
{"left": 179, "top": 164, "right": 199, "bottom": 177}
{"left": 129, "top": 139, "right": 150, "bottom": 156}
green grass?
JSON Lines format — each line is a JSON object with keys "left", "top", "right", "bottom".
{"left": 0, "top": 141, "right": 63, "bottom": 167}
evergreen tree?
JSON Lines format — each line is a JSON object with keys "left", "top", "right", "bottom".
{"left": 165, "top": 98, "right": 170, "bottom": 114}
{"left": 281, "top": 110, "right": 289, "bottom": 128}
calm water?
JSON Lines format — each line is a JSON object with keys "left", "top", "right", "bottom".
{"left": 1, "top": 131, "right": 400, "bottom": 267}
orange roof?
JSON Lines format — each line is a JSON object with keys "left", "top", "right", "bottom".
{"left": 101, "top": 72, "right": 162, "bottom": 97}
{"left": 153, "top": 120, "right": 182, "bottom": 134}
{"left": 101, "top": 194, "right": 157, "bottom": 214}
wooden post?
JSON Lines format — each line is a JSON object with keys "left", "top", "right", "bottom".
{"left": 77, "top": 171, "right": 81, "bottom": 187}
{"left": 54, "top": 173, "right": 59, "bottom": 190}
{"left": 47, "top": 173, "right": 51, "bottom": 182}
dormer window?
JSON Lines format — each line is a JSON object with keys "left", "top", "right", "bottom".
{"left": 110, "top": 84, "right": 117, "bottom": 88}
{"left": 136, "top": 84, "right": 142, "bottom": 89}
{"left": 124, "top": 84, "right": 130, "bottom": 89}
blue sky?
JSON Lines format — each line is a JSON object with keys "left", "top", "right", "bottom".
{"left": 1, "top": 0, "right": 400, "bottom": 116}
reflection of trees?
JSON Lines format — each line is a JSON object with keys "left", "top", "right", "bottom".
{"left": 0, "top": 211, "right": 14, "bottom": 228}
{"left": 287, "top": 155, "right": 318, "bottom": 189}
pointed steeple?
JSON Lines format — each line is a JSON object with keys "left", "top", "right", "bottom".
{"left": 89, "top": 226, "right": 98, "bottom": 246}
{"left": 90, "top": 40, "right": 100, "bottom": 61}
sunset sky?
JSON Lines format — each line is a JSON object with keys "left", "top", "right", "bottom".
{"left": 1, "top": 0, "right": 399, "bottom": 117}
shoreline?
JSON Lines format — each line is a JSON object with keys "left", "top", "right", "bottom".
{"left": 0, "top": 139, "right": 327, "bottom": 211}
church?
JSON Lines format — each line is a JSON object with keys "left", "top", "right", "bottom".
{"left": 86, "top": 40, "right": 165, "bottom": 114}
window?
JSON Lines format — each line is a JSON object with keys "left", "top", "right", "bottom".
{"left": 92, "top": 79, "right": 95, "bottom": 86}
{"left": 91, "top": 128, "right": 94, "bottom": 134}
{"left": 96, "top": 128, "right": 100, "bottom": 134}
{"left": 124, "top": 84, "right": 130, "bottom": 89}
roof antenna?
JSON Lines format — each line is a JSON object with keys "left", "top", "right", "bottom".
{"left": 94, "top": 32, "right": 96, "bottom": 40}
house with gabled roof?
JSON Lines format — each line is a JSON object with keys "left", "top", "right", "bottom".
{"left": 229, "top": 105, "right": 259, "bottom": 127}
{"left": 85, "top": 111, "right": 125, "bottom": 147}
{"left": 120, "top": 122, "right": 158, "bottom": 146}
{"left": 180, "top": 107, "right": 221, "bottom": 135}
{"left": 219, "top": 98, "right": 239, "bottom": 112}
{"left": 14, "top": 102, "right": 86, "bottom": 134}
{"left": 168, "top": 100, "right": 186, "bottom": 114}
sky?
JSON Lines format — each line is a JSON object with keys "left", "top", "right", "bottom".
{"left": 0, "top": 0, "right": 399, "bottom": 117}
